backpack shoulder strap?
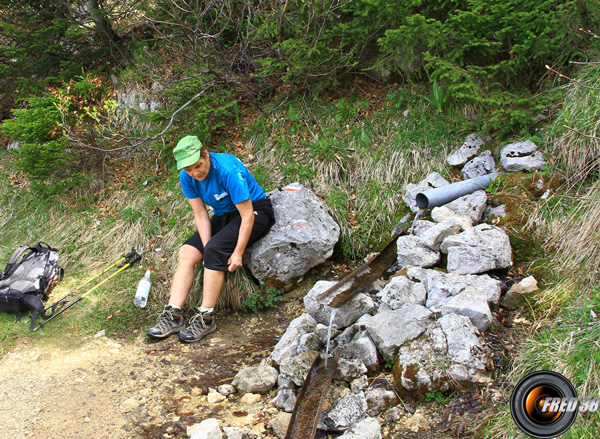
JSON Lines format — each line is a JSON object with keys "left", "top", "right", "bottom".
{"left": 0, "top": 246, "right": 33, "bottom": 280}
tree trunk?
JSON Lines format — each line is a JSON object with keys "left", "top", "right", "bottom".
{"left": 84, "top": 0, "right": 119, "bottom": 45}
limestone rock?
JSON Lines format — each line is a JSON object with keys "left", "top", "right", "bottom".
{"left": 365, "top": 388, "right": 400, "bottom": 417}
{"left": 461, "top": 150, "right": 496, "bottom": 179}
{"left": 500, "top": 140, "right": 546, "bottom": 172}
{"left": 244, "top": 182, "right": 340, "bottom": 284}
{"left": 337, "top": 416, "right": 382, "bottom": 439}
{"left": 417, "top": 219, "right": 463, "bottom": 251}
{"left": 270, "top": 313, "right": 317, "bottom": 365}
{"left": 231, "top": 363, "right": 279, "bottom": 394}
{"left": 419, "top": 269, "right": 502, "bottom": 312}
{"left": 396, "top": 235, "right": 440, "bottom": 269}
{"left": 337, "top": 330, "right": 380, "bottom": 371}
{"left": 279, "top": 350, "right": 320, "bottom": 387}
{"left": 440, "top": 288, "right": 493, "bottom": 332}
{"left": 190, "top": 418, "right": 222, "bottom": 439}
{"left": 500, "top": 275, "right": 538, "bottom": 310}
{"left": 393, "top": 325, "right": 449, "bottom": 395}
{"left": 318, "top": 391, "right": 368, "bottom": 431}
{"left": 377, "top": 276, "right": 427, "bottom": 311}
{"left": 334, "top": 358, "right": 368, "bottom": 382}
{"left": 440, "top": 224, "right": 512, "bottom": 274}
{"left": 393, "top": 314, "right": 488, "bottom": 394}
{"left": 361, "top": 305, "right": 433, "bottom": 359}
{"left": 442, "top": 190, "right": 488, "bottom": 225}
{"left": 447, "top": 133, "right": 490, "bottom": 167}
{"left": 268, "top": 412, "right": 292, "bottom": 439}
{"left": 272, "top": 388, "right": 297, "bottom": 413}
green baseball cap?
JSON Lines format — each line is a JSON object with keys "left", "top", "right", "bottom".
{"left": 173, "top": 135, "right": 203, "bottom": 170}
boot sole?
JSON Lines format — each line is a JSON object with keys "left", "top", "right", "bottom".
{"left": 178, "top": 323, "right": 217, "bottom": 343}
{"left": 147, "top": 326, "right": 184, "bottom": 339}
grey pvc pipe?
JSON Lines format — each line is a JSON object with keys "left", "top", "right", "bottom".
{"left": 415, "top": 172, "right": 501, "bottom": 210}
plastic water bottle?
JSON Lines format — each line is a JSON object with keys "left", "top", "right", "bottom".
{"left": 134, "top": 268, "right": 152, "bottom": 308}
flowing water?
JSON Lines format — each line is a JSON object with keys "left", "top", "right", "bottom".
{"left": 324, "top": 308, "right": 338, "bottom": 368}
{"left": 409, "top": 208, "right": 426, "bottom": 235}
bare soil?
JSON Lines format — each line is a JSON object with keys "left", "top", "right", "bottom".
{"left": 0, "top": 302, "right": 300, "bottom": 439}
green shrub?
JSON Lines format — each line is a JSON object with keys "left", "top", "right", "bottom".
{"left": 1, "top": 75, "right": 114, "bottom": 194}
{"left": 241, "top": 286, "right": 283, "bottom": 313}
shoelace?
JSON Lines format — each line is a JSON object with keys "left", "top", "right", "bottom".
{"left": 155, "top": 310, "right": 177, "bottom": 331}
{"left": 187, "top": 312, "right": 210, "bottom": 333}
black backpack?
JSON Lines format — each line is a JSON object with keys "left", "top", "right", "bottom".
{"left": 0, "top": 243, "right": 63, "bottom": 316}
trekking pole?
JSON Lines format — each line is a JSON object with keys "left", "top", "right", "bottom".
{"left": 38, "top": 250, "right": 136, "bottom": 318}
{"left": 30, "top": 249, "right": 141, "bottom": 332}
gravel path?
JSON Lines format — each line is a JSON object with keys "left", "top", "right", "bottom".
{"left": 0, "top": 308, "right": 296, "bottom": 439}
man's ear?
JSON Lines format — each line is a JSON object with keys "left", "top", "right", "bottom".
{"left": 201, "top": 148, "right": 209, "bottom": 158}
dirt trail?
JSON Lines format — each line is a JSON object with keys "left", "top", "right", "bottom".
{"left": 0, "top": 306, "right": 299, "bottom": 439}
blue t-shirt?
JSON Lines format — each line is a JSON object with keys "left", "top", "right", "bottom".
{"left": 180, "top": 152, "right": 266, "bottom": 216}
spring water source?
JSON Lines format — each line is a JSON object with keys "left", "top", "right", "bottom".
{"left": 408, "top": 208, "right": 426, "bottom": 235}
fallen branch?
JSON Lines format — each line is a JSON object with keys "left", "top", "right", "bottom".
{"left": 63, "top": 82, "right": 217, "bottom": 152}
{"left": 563, "top": 124, "right": 600, "bottom": 140}
{"left": 545, "top": 65, "right": 600, "bottom": 90}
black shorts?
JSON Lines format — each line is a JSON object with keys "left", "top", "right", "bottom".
{"left": 183, "top": 197, "right": 275, "bottom": 271}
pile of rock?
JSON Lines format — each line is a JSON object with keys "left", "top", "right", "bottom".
{"left": 187, "top": 134, "right": 544, "bottom": 438}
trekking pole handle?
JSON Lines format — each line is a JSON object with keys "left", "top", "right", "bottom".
{"left": 123, "top": 249, "right": 141, "bottom": 265}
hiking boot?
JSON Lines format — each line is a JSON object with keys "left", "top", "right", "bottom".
{"left": 147, "top": 305, "right": 184, "bottom": 338}
{"left": 178, "top": 308, "right": 216, "bottom": 343}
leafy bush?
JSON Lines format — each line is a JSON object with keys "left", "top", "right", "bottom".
{"left": 241, "top": 286, "right": 283, "bottom": 313}
{"left": 1, "top": 74, "right": 118, "bottom": 194}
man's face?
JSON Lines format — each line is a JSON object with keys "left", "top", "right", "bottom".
{"left": 184, "top": 152, "right": 210, "bottom": 181}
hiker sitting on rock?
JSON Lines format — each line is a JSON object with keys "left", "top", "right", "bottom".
{"left": 148, "top": 135, "right": 275, "bottom": 343}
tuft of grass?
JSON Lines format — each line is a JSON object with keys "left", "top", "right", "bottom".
{"left": 544, "top": 183, "right": 600, "bottom": 285}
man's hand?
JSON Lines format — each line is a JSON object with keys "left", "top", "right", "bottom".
{"left": 228, "top": 252, "right": 243, "bottom": 272}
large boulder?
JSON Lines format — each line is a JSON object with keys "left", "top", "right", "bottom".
{"left": 244, "top": 183, "right": 340, "bottom": 285}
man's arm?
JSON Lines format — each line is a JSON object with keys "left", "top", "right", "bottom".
{"left": 188, "top": 198, "right": 211, "bottom": 247}
{"left": 228, "top": 199, "right": 254, "bottom": 272}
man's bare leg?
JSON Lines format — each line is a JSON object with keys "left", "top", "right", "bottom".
{"left": 168, "top": 244, "right": 203, "bottom": 308}
{"left": 200, "top": 268, "right": 225, "bottom": 309}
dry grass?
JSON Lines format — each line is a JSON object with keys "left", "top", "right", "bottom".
{"left": 548, "top": 65, "right": 600, "bottom": 183}
{"left": 545, "top": 185, "right": 600, "bottom": 283}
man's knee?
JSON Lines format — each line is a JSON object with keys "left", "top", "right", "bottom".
{"left": 202, "top": 241, "right": 226, "bottom": 270}
{"left": 178, "top": 244, "right": 203, "bottom": 266}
